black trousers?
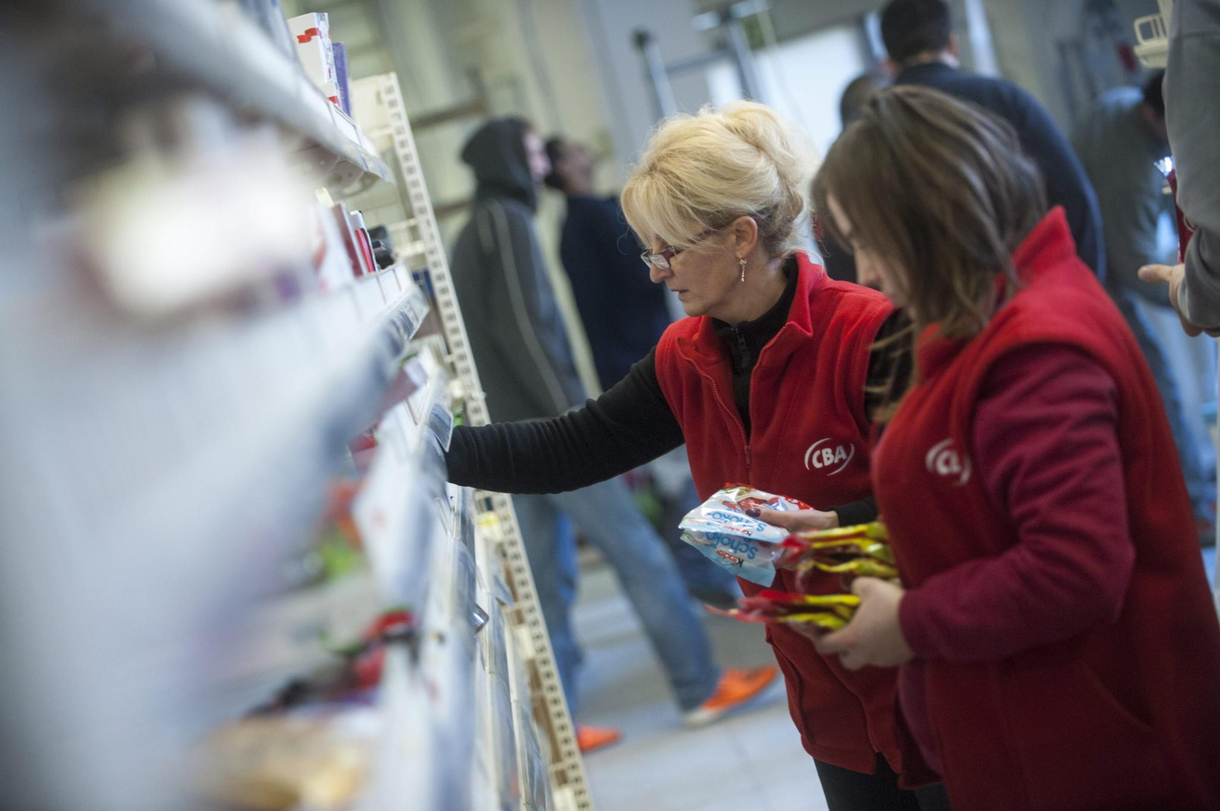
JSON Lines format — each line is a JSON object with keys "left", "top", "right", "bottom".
{"left": 814, "top": 754, "right": 951, "bottom": 811}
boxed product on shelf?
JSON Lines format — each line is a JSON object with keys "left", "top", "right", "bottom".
{"left": 471, "top": 633, "right": 504, "bottom": 810}
{"left": 297, "top": 36, "right": 338, "bottom": 90}
{"left": 367, "top": 226, "right": 397, "bottom": 269}
{"left": 332, "top": 42, "right": 352, "bottom": 115}
{"left": 309, "top": 201, "right": 356, "bottom": 292}
{"left": 287, "top": 11, "right": 330, "bottom": 42}
{"left": 328, "top": 203, "right": 367, "bottom": 278}
{"left": 318, "top": 80, "right": 342, "bottom": 107}
{"left": 349, "top": 211, "right": 377, "bottom": 276}
{"left": 289, "top": 13, "right": 338, "bottom": 96}
{"left": 482, "top": 583, "right": 521, "bottom": 808}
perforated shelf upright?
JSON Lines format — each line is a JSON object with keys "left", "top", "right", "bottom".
{"left": 350, "top": 71, "right": 595, "bottom": 811}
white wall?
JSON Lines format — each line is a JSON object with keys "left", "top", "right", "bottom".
{"left": 575, "top": 0, "right": 710, "bottom": 179}
{"left": 706, "top": 23, "right": 869, "bottom": 158}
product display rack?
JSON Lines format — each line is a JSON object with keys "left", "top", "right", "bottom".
{"left": 1, "top": 3, "right": 586, "bottom": 811}
{"left": 348, "top": 71, "right": 594, "bottom": 811}
{"left": 64, "top": 0, "right": 393, "bottom": 195}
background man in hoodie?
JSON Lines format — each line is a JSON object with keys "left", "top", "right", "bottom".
{"left": 449, "top": 118, "right": 776, "bottom": 751}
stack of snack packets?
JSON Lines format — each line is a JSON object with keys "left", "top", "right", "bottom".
{"left": 679, "top": 484, "right": 811, "bottom": 585}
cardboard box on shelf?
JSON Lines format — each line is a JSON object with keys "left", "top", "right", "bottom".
{"left": 309, "top": 202, "right": 356, "bottom": 292}
{"left": 287, "top": 12, "right": 330, "bottom": 42}
{"left": 295, "top": 36, "right": 337, "bottom": 88}
{"left": 318, "top": 81, "right": 341, "bottom": 107}
{"left": 328, "top": 203, "right": 365, "bottom": 279}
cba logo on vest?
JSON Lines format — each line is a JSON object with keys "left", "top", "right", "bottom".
{"left": 804, "top": 438, "right": 855, "bottom": 476}
{"left": 926, "top": 438, "right": 971, "bottom": 486}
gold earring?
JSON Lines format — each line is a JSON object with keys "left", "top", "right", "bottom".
{"left": 739, "top": 256, "right": 747, "bottom": 283}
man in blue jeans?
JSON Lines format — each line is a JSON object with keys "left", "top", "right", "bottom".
{"left": 449, "top": 117, "right": 776, "bottom": 752}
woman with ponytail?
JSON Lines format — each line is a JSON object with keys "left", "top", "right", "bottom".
{"left": 446, "top": 102, "right": 943, "bottom": 809}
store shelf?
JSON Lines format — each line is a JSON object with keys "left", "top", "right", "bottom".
{"left": 211, "top": 567, "right": 381, "bottom": 707}
{"left": 0, "top": 261, "right": 431, "bottom": 801}
{"left": 64, "top": 0, "right": 392, "bottom": 195}
{"left": 354, "top": 475, "right": 482, "bottom": 811}
{"left": 0, "top": 24, "right": 586, "bottom": 803}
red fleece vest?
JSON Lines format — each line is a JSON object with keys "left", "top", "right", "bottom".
{"left": 656, "top": 253, "right": 928, "bottom": 777}
{"left": 874, "top": 209, "right": 1220, "bottom": 810}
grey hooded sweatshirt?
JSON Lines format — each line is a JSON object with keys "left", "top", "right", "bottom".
{"left": 450, "top": 118, "right": 586, "bottom": 423}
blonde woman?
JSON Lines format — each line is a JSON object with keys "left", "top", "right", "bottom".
{"left": 446, "top": 102, "right": 944, "bottom": 809}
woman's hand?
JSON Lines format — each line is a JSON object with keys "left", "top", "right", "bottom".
{"left": 749, "top": 507, "right": 839, "bottom": 533}
{"left": 813, "top": 578, "right": 914, "bottom": 670}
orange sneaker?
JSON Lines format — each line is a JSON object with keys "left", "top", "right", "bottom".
{"left": 682, "top": 666, "right": 779, "bottom": 728}
{"left": 576, "top": 724, "right": 622, "bottom": 753}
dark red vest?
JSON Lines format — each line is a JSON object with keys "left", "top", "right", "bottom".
{"left": 874, "top": 209, "right": 1220, "bottom": 809}
{"left": 656, "top": 253, "right": 925, "bottom": 776}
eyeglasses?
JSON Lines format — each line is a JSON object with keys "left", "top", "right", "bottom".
{"left": 640, "top": 228, "right": 715, "bottom": 270}
{"left": 639, "top": 216, "right": 765, "bottom": 269}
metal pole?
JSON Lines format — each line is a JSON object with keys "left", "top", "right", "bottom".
{"left": 634, "top": 29, "right": 678, "bottom": 119}
{"left": 724, "top": 11, "right": 763, "bottom": 101}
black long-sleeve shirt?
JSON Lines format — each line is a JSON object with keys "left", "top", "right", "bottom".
{"left": 447, "top": 264, "right": 910, "bottom": 525}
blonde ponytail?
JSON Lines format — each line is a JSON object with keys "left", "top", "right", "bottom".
{"left": 621, "top": 101, "right": 814, "bottom": 257}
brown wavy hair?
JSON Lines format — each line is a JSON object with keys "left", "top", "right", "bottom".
{"left": 812, "top": 84, "right": 1046, "bottom": 340}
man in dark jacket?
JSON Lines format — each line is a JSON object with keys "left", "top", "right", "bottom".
{"left": 450, "top": 119, "right": 775, "bottom": 751}
{"left": 881, "top": 0, "right": 1107, "bottom": 280}
{"left": 542, "top": 137, "right": 672, "bottom": 392}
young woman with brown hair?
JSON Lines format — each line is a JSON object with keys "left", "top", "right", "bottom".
{"left": 812, "top": 84, "right": 1220, "bottom": 810}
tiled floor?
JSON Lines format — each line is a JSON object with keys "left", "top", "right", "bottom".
{"left": 571, "top": 563, "right": 829, "bottom": 811}
{"left": 572, "top": 548, "right": 1220, "bottom": 811}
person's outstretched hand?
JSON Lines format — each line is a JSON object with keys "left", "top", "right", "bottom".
{"left": 749, "top": 507, "right": 839, "bottom": 533}
{"left": 1138, "top": 262, "right": 1220, "bottom": 337}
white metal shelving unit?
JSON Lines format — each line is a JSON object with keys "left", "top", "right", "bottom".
{"left": 66, "top": 0, "right": 393, "bottom": 195}
{"left": 1, "top": 2, "right": 584, "bottom": 811}
{"left": 349, "top": 71, "right": 594, "bottom": 811}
